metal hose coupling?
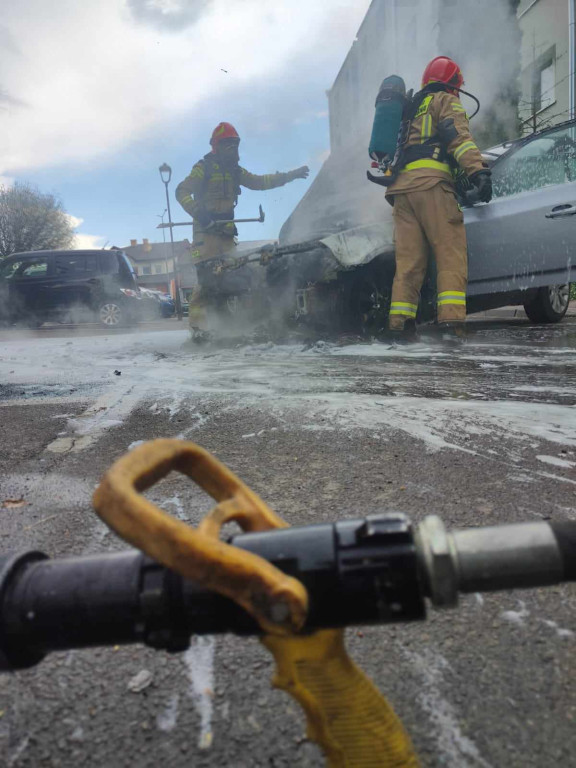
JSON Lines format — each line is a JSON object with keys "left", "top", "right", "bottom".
{"left": 415, "top": 515, "right": 566, "bottom": 607}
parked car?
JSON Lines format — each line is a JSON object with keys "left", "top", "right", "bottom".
{"left": 200, "top": 119, "right": 575, "bottom": 333}
{"left": 139, "top": 288, "right": 176, "bottom": 319}
{"left": 0, "top": 249, "right": 143, "bottom": 328}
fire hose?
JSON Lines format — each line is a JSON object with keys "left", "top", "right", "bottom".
{"left": 0, "top": 440, "right": 574, "bottom": 766}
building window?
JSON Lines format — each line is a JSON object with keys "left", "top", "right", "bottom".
{"left": 538, "top": 61, "right": 555, "bottom": 110}
{"left": 142, "top": 265, "right": 152, "bottom": 275}
{"left": 532, "top": 47, "right": 556, "bottom": 113}
{"left": 154, "top": 264, "right": 163, "bottom": 274}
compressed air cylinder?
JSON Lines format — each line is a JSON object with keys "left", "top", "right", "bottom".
{"left": 368, "top": 75, "right": 406, "bottom": 162}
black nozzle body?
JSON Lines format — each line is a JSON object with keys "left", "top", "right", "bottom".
{"left": 0, "top": 514, "right": 424, "bottom": 671}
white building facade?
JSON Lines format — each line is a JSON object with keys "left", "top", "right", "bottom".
{"left": 517, "top": 0, "right": 576, "bottom": 134}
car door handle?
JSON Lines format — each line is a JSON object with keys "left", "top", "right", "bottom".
{"left": 545, "top": 204, "right": 576, "bottom": 218}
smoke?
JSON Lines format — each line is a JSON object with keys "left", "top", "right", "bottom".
{"left": 438, "top": 0, "right": 521, "bottom": 146}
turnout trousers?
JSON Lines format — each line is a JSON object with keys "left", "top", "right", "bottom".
{"left": 187, "top": 232, "right": 236, "bottom": 330}
{"left": 389, "top": 183, "right": 468, "bottom": 330}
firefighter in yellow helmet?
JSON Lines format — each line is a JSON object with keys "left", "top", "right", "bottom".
{"left": 386, "top": 56, "right": 492, "bottom": 341}
{"left": 176, "top": 122, "right": 309, "bottom": 333}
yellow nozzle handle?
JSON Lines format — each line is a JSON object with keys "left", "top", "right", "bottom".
{"left": 263, "top": 629, "right": 419, "bottom": 768}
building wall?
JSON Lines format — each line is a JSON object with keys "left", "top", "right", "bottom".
{"left": 518, "top": 0, "right": 571, "bottom": 133}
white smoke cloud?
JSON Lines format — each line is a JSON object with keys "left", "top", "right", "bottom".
{"left": 0, "top": 0, "right": 371, "bottom": 175}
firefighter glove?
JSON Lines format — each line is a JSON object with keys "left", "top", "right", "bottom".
{"left": 469, "top": 170, "right": 493, "bottom": 203}
{"left": 194, "top": 207, "right": 215, "bottom": 229}
{"left": 288, "top": 166, "right": 310, "bottom": 181}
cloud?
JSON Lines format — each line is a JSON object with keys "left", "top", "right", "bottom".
{"left": 127, "top": 0, "right": 213, "bottom": 31}
{"left": 0, "top": 0, "right": 370, "bottom": 175}
{"left": 67, "top": 214, "right": 108, "bottom": 250}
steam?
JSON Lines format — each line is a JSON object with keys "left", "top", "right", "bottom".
{"left": 438, "top": 0, "right": 521, "bottom": 146}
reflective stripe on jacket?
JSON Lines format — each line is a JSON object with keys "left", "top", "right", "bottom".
{"left": 388, "top": 90, "right": 485, "bottom": 195}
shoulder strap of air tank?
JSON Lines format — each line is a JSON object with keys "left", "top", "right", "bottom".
{"left": 201, "top": 153, "right": 215, "bottom": 199}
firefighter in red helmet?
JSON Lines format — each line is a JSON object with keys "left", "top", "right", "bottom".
{"left": 176, "top": 122, "right": 309, "bottom": 332}
{"left": 386, "top": 56, "right": 492, "bottom": 341}
{"left": 177, "top": 122, "right": 309, "bottom": 255}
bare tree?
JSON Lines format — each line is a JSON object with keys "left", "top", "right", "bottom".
{"left": 0, "top": 182, "right": 75, "bottom": 258}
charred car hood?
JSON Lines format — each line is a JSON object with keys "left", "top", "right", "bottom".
{"left": 279, "top": 146, "right": 394, "bottom": 268}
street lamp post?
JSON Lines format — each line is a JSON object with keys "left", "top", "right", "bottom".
{"left": 158, "top": 163, "right": 183, "bottom": 321}
{"left": 156, "top": 209, "right": 171, "bottom": 293}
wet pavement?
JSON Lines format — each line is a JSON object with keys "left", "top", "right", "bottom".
{"left": 0, "top": 317, "right": 575, "bottom": 767}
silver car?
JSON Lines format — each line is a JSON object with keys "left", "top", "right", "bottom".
{"left": 465, "top": 120, "right": 576, "bottom": 322}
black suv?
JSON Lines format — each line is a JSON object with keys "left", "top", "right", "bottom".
{"left": 0, "top": 249, "right": 143, "bottom": 328}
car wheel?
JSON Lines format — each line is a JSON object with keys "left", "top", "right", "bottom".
{"left": 523, "top": 284, "right": 570, "bottom": 323}
{"left": 97, "top": 302, "right": 125, "bottom": 328}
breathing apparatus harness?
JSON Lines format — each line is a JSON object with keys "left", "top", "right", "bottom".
{"left": 368, "top": 82, "right": 480, "bottom": 189}
{"left": 196, "top": 152, "right": 243, "bottom": 234}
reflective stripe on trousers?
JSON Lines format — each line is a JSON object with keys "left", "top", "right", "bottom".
{"left": 437, "top": 290, "right": 466, "bottom": 307}
{"left": 389, "top": 302, "right": 417, "bottom": 318}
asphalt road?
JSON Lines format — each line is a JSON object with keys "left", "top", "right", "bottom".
{"left": 0, "top": 317, "right": 575, "bottom": 767}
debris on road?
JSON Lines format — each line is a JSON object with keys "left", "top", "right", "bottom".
{"left": 127, "top": 669, "right": 154, "bottom": 693}
{"left": 114, "top": 370, "right": 121, "bottom": 376}
{"left": 1, "top": 498, "right": 28, "bottom": 509}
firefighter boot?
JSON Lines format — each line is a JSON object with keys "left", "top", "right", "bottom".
{"left": 439, "top": 321, "right": 467, "bottom": 344}
{"left": 385, "top": 319, "right": 418, "bottom": 345}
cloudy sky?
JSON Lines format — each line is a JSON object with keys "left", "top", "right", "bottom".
{"left": 0, "top": 0, "right": 371, "bottom": 249}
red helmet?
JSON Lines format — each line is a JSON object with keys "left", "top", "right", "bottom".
{"left": 210, "top": 122, "right": 240, "bottom": 149}
{"left": 421, "top": 56, "right": 464, "bottom": 93}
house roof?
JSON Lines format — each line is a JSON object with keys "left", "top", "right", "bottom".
{"left": 119, "top": 240, "right": 191, "bottom": 263}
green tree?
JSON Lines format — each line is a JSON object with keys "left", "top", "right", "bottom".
{"left": 0, "top": 182, "right": 75, "bottom": 258}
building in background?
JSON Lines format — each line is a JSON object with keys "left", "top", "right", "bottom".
{"left": 517, "top": 0, "right": 576, "bottom": 134}
{"left": 122, "top": 238, "right": 192, "bottom": 295}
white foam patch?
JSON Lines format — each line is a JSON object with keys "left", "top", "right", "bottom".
{"left": 274, "top": 394, "right": 576, "bottom": 454}
{"left": 536, "top": 455, "right": 576, "bottom": 468}
{"left": 500, "top": 601, "right": 530, "bottom": 627}
{"left": 401, "top": 647, "right": 491, "bottom": 768}
{"left": 541, "top": 620, "right": 575, "bottom": 639}
{"left": 3, "top": 332, "right": 576, "bottom": 460}
{"left": 156, "top": 693, "right": 180, "bottom": 732}
{"left": 183, "top": 636, "right": 216, "bottom": 750}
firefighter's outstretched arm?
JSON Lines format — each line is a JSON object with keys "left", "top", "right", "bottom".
{"left": 239, "top": 165, "right": 309, "bottom": 191}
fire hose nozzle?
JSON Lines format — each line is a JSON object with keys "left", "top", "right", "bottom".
{"left": 416, "top": 516, "right": 566, "bottom": 607}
